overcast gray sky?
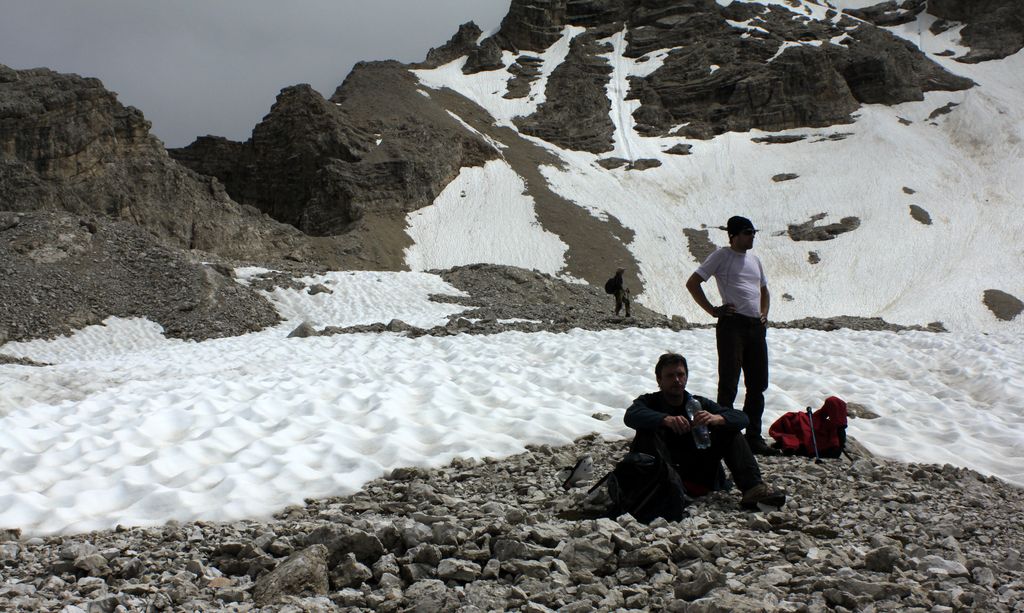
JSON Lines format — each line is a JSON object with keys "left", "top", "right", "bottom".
{"left": 0, "top": 1, "right": 511, "bottom": 147}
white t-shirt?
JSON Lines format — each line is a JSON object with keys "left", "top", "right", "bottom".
{"left": 694, "top": 247, "right": 767, "bottom": 318}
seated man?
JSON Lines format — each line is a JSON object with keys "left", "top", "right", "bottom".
{"left": 625, "top": 352, "right": 785, "bottom": 509}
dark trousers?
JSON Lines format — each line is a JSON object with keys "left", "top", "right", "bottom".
{"left": 631, "top": 428, "right": 762, "bottom": 493}
{"left": 716, "top": 315, "right": 769, "bottom": 438}
{"left": 615, "top": 289, "right": 631, "bottom": 316}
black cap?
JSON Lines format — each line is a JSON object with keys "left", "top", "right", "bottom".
{"left": 726, "top": 216, "right": 756, "bottom": 235}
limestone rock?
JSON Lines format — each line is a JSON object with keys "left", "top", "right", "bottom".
{"left": 170, "top": 61, "right": 497, "bottom": 261}
{"left": 424, "top": 22, "right": 485, "bottom": 68}
{"left": 514, "top": 33, "right": 615, "bottom": 153}
{"left": 496, "top": 0, "right": 569, "bottom": 51}
{"left": 288, "top": 321, "right": 318, "bottom": 338}
{"left": 0, "top": 64, "right": 313, "bottom": 263}
{"left": 787, "top": 213, "right": 861, "bottom": 241}
{"left": 929, "top": 0, "right": 1024, "bottom": 62}
{"left": 252, "top": 544, "right": 330, "bottom": 605}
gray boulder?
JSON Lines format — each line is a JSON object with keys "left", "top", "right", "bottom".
{"left": 252, "top": 544, "right": 330, "bottom": 605}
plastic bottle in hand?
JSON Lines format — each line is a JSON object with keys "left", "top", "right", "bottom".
{"left": 686, "top": 397, "right": 711, "bottom": 449}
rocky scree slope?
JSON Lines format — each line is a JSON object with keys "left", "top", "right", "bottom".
{"left": 0, "top": 210, "right": 279, "bottom": 345}
{"left": 0, "top": 435, "right": 1021, "bottom": 611}
{"left": 276, "top": 263, "right": 943, "bottom": 341}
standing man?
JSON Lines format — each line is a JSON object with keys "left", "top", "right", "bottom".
{"left": 685, "top": 216, "right": 778, "bottom": 456}
{"left": 607, "top": 267, "right": 631, "bottom": 317}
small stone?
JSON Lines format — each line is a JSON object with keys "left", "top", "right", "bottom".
{"left": 287, "top": 321, "right": 318, "bottom": 338}
{"left": 437, "top": 558, "right": 481, "bottom": 582}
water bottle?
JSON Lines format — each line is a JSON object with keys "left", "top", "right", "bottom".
{"left": 686, "top": 397, "right": 712, "bottom": 449}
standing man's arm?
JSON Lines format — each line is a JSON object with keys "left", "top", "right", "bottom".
{"left": 686, "top": 273, "right": 730, "bottom": 317}
{"left": 760, "top": 285, "right": 770, "bottom": 325}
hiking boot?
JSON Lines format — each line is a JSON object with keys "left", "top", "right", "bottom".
{"left": 740, "top": 482, "right": 786, "bottom": 510}
{"left": 747, "top": 435, "right": 780, "bottom": 456}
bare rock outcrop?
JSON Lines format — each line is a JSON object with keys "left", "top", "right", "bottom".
{"left": 929, "top": 0, "right": 1024, "bottom": 62}
{"left": 626, "top": 3, "right": 973, "bottom": 139}
{"left": 753, "top": 0, "right": 1023, "bottom": 65}
{"left": 0, "top": 64, "right": 313, "bottom": 264}
{"left": 495, "top": 0, "right": 570, "bottom": 51}
{"left": 170, "top": 61, "right": 498, "bottom": 265}
{"left": 171, "top": 83, "right": 372, "bottom": 235}
{"left": 844, "top": 0, "right": 927, "bottom": 27}
{"left": 481, "top": 0, "right": 973, "bottom": 144}
{"left": 422, "top": 22, "right": 504, "bottom": 74}
{"left": 787, "top": 213, "right": 862, "bottom": 242}
{"left": 514, "top": 33, "right": 617, "bottom": 153}
{"left": 982, "top": 289, "right": 1024, "bottom": 322}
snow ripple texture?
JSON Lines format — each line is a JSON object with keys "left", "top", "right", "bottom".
{"left": 1, "top": 272, "right": 1022, "bottom": 535}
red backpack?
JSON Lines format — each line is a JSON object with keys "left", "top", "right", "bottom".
{"left": 768, "top": 397, "right": 849, "bottom": 458}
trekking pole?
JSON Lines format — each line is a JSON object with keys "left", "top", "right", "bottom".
{"left": 806, "top": 407, "right": 823, "bottom": 464}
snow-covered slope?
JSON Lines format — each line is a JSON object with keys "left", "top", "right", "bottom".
{"left": 2, "top": 274, "right": 1022, "bottom": 535}
{"left": 409, "top": 1, "right": 1023, "bottom": 332}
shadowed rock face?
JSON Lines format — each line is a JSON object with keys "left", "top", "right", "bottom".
{"left": 495, "top": 0, "right": 972, "bottom": 143}
{"left": 514, "top": 33, "right": 617, "bottom": 153}
{"left": 172, "top": 84, "right": 371, "bottom": 236}
{"left": 421, "top": 22, "right": 506, "bottom": 75}
{"left": 170, "top": 62, "right": 497, "bottom": 240}
{"left": 496, "top": 0, "right": 571, "bottom": 51}
{"left": 0, "top": 64, "right": 311, "bottom": 263}
{"left": 928, "top": 0, "right": 1024, "bottom": 62}
{"left": 818, "top": 0, "right": 1022, "bottom": 63}
{"left": 627, "top": 5, "right": 972, "bottom": 139}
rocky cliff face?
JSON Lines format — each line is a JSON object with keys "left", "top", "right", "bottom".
{"left": 494, "top": 0, "right": 974, "bottom": 141}
{"left": 0, "top": 64, "right": 324, "bottom": 264}
{"left": 844, "top": 0, "right": 1024, "bottom": 62}
{"left": 514, "top": 31, "right": 618, "bottom": 152}
{"left": 930, "top": 0, "right": 1024, "bottom": 62}
{"left": 170, "top": 62, "right": 497, "bottom": 242}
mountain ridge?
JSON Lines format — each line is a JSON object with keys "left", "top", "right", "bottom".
{"left": 2, "top": 0, "right": 1023, "bottom": 341}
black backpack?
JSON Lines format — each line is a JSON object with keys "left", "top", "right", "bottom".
{"left": 604, "top": 277, "right": 617, "bottom": 294}
{"left": 578, "top": 437, "right": 690, "bottom": 523}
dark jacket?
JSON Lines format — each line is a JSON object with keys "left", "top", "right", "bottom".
{"left": 625, "top": 391, "right": 749, "bottom": 492}
{"left": 606, "top": 274, "right": 625, "bottom": 294}
{"left": 625, "top": 391, "right": 748, "bottom": 432}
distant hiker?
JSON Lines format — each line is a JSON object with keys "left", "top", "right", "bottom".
{"left": 685, "top": 216, "right": 777, "bottom": 456}
{"left": 624, "top": 352, "right": 785, "bottom": 509}
{"left": 605, "top": 267, "right": 631, "bottom": 317}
